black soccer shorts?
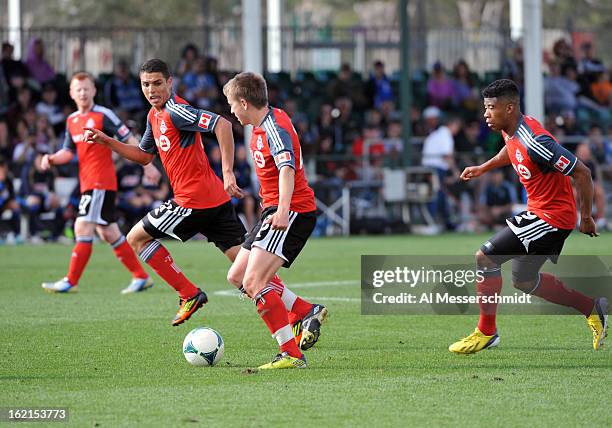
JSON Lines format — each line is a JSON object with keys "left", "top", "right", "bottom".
{"left": 243, "top": 206, "right": 316, "bottom": 268}
{"left": 142, "top": 199, "right": 246, "bottom": 252}
{"left": 480, "top": 211, "right": 572, "bottom": 282}
{"left": 77, "top": 189, "right": 117, "bottom": 225}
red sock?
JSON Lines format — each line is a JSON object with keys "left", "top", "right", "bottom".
{"left": 139, "top": 240, "right": 198, "bottom": 299}
{"left": 112, "top": 236, "right": 148, "bottom": 279}
{"left": 270, "top": 275, "right": 314, "bottom": 323}
{"left": 66, "top": 237, "right": 93, "bottom": 285}
{"left": 255, "top": 288, "right": 302, "bottom": 358}
{"left": 533, "top": 273, "right": 594, "bottom": 317}
{"left": 476, "top": 270, "right": 503, "bottom": 336}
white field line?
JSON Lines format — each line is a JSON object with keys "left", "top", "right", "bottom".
{"left": 212, "top": 280, "right": 360, "bottom": 302}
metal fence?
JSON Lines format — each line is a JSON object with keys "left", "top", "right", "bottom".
{"left": 1, "top": 25, "right": 516, "bottom": 77}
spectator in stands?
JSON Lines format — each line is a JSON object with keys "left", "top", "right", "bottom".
{"left": 0, "top": 158, "right": 21, "bottom": 243}
{"left": 181, "top": 57, "right": 219, "bottom": 109}
{"left": 551, "top": 38, "right": 577, "bottom": 70}
{"left": 578, "top": 42, "right": 605, "bottom": 81}
{"left": 451, "top": 59, "right": 479, "bottom": 116}
{"left": 327, "top": 63, "right": 367, "bottom": 110}
{"left": 479, "top": 169, "right": 516, "bottom": 230}
{"left": 104, "top": 60, "right": 144, "bottom": 117}
{"left": 1, "top": 42, "right": 29, "bottom": 94}
{"left": 544, "top": 63, "right": 579, "bottom": 115}
{"left": 176, "top": 43, "right": 199, "bottom": 76}
{"left": 585, "top": 124, "right": 609, "bottom": 165}
{"left": 35, "top": 82, "right": 65, "bottom": 134}
{"left": 365, "top": 60, "right": 394, "bottom": 109}
{"left": 25, "top": 38, "right": 55, "bottom": 85}
{"left": 11, "top": 119, "right": 37, "bottom": 175}
{"left": 19, "top": 152, "right": 63, "bottom": 242}
{"left": 422, "top": 105, "right": 441, "bottom": 135}
{"left": 332, "top": 96, "right": 360, "bottom": 154}
{"left": 426, "top": 61, "right": 456, "bottom": 110}
{"left": 575, "top": 143, "right": 607, "bottom": 229}
{"left": 0, "top": 119, "right": 12, "bottom": 161}
{"left": 454, "top": 119, "right": 484, "bottom": 168}
{"left": 34, "top": 114, "right": 56, "bottom": 154}
{"left": 502, "top": 44, "right": 524, "bottom": 84}
{"left": 590, "top": 70, "right": 611, "bottom": 108}
{"left": 6, "top": 86, "right": 34, "bottom": 134}
{"left": 421, "top": 113, "right": 462, "bottom": 229}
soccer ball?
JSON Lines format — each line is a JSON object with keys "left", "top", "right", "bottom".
{"left": 182, "top": 327, "right": 225, "bottom": 367}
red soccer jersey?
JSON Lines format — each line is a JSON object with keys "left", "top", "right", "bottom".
{"left": 138, "top": 95, "right": 229, "bottom": 209}
{"left": 63, "top": 105, "right": 131, "bottom": 192}
{"left": 503, "top": 115, "right": 578, "bottom": 230}
{"left": 249, "top": 107, "right": 316, "bottom": 213}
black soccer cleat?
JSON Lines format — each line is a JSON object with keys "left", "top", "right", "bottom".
{"left": 299, "top": 304, "right": 329, "bottom": 351}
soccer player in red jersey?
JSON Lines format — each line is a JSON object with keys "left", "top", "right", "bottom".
{"left": 224, "top": 72, "right": 328, "bottom": 369}
{"left": 84, "top": 60, "right": 318, "bottom": 331}
{"left": 40, "top": 72, "right": 152, "bottom": 294}
{"left": 449, "top": 79, "right": 608, "bottom": 354}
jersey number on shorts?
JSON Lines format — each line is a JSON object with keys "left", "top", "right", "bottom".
{"left": 79, "top": 195, "right": 92, "bottom": 215}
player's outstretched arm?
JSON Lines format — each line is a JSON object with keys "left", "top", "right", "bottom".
{"left": 83, "top": 127, "right": 154, "bottom": 166}
{"left": 571, "top": 160, "right": 598, "bottom": 237}
{"left": 41, "top": 149, "right": 74, "bottom": 170}
{"left": 214, "top": 117, "right": 244, "bottom": 199}
{"left": 460, "top": 146, "right": 509, "bottom": 181}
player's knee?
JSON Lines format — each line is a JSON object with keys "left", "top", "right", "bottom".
{"left": 242, "top": 273, "right": 264, "bottom": 297}
{"left": 126, "top": 229, "right": 145, "bottom": 253}
{"left": 97, "top": 227, "right": 117, "bottom": 244}
{"left": 512, "top": 271, "right": 540, "bottom": 294}
{"left": 226, "top": 268, "right": 242, "bottom": 288}
{"left": 475, "top": 250, "right": 497, "bottom": 269}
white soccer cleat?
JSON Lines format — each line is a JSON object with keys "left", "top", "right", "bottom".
{"left": 42, "top": 278, "right": 76, "bottom": 293}
{"left": 120, "top": 277, "right": 154, "bottom": 294}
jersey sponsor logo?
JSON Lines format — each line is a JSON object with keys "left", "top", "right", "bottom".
{"left": 554, "top": 155, "right": 570, "bottom": 172}
{"left": 274, "top": 151, "right": 292, "bottom": 165}
{"left": 256, "top": 135, "right": 264, "bottom": 150}
{"left": 253, "top": 150, "right": 265, "bottom": 168}
{"left": 515, "top": 149, "right": 523, "bottom": 163}
{"left": 86, "top": 118, "right": 95, "bottom": 128}
{"left": 72, "top": 133, "right": 85, "bottom": 142}
{"left": 198, "top": 112, "right": 211, "bottom": 129}
{"left": 160, "top": 120, "right": 168, "bottom": 134}
{"left": 156, "top": 135, "right": 171, "bottom": 152}
{"left": 515, "top": 164, "right": 531, "bottom": 179}
{"left": 118, "top": 124, "right": 129, "bottom": 137}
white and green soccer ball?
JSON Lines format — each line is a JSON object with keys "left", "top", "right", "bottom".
{"left": 182, "top": 327, "right": 224, "bottom": 367}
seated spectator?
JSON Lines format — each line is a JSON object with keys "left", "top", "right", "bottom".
{"left": 0, "top": 119, "right": 12, "bottom": 160}
{"left": 1, "top": 42, "right": 30, "bottom": 98}
{"left": 25, "top": 38, "right": 55, "bottom": 85}
{"left": 585, "top": 125, "right": 609, "bottom": 164}
{"left": 34, "top": 114, "right": 56, "bottom": 154}
{"left": 176, "top": 43, "right": 199, "bottom": 76}
{"left": 6, "top": 86, "right": 34, "bottom": 134}
{"left": 332, "top": 96, "right": 360, "bottom": 154}
{"left": 575, "top": 143, "right": 606, "bottom": 229}
{"left": 365, "top": 60, "right": 394, "bottom": 109}
{"left": 426, "top": 61, "right": 456, "bottom": 110}
{"left": 578, "top": 42, "right": 605, "bottom": 82}
{"left": 327, "top": 63, "right": 367, "bottom": 110}
{"left": 451, "top": 59, "right": 479, "bottom": 115}
{"left": 181, "top": 57, "right": 219, "bottom": 109}
{"left": 590, "top": 71, "right": 611, "bottom": 108}
{"left": 479, "top": 170, "right": 516, "bottom": 230}
{"left": 544, "top": 63, "right": 579, "bottom": 115}
{"left": 104, "top": 60, "right": 144, "bottom": 117}
{"left": 0, "top": 158, "right": 21, "bottom": 243}
{"left": 12, "top": 119, "right": 38, "bottom": 175}
{"left": 454, "top": 119, "right": 485, "bottom": 168}
{"left": 35, "top": 83, "right": 65, "bottom": 134}
{"left": 19, "top": 152, "right": 63, "bottom": 241}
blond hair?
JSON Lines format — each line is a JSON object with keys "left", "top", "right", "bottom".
{"left": 223, "top": 72, "right": 268, "bottom": 108}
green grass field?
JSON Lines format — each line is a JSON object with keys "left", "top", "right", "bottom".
{"left": 1, "top": 233, "right": 611, "bottom": 427}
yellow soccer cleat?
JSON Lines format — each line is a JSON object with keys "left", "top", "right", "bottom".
{"left": 449, "top": 328, "right": 500, "bottom": 354}
{"left": 258, "top": 352, "right": 307, "bottom": 370}
{"left": 587, "top": 297, "right": 608, "bottom": 350}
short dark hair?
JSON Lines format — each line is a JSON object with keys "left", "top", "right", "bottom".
{"left": 482, "top": 79, "right": 520, "bottom": 101}
{"left": 139, "top": 59, "right": 171, "bottom": 79}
